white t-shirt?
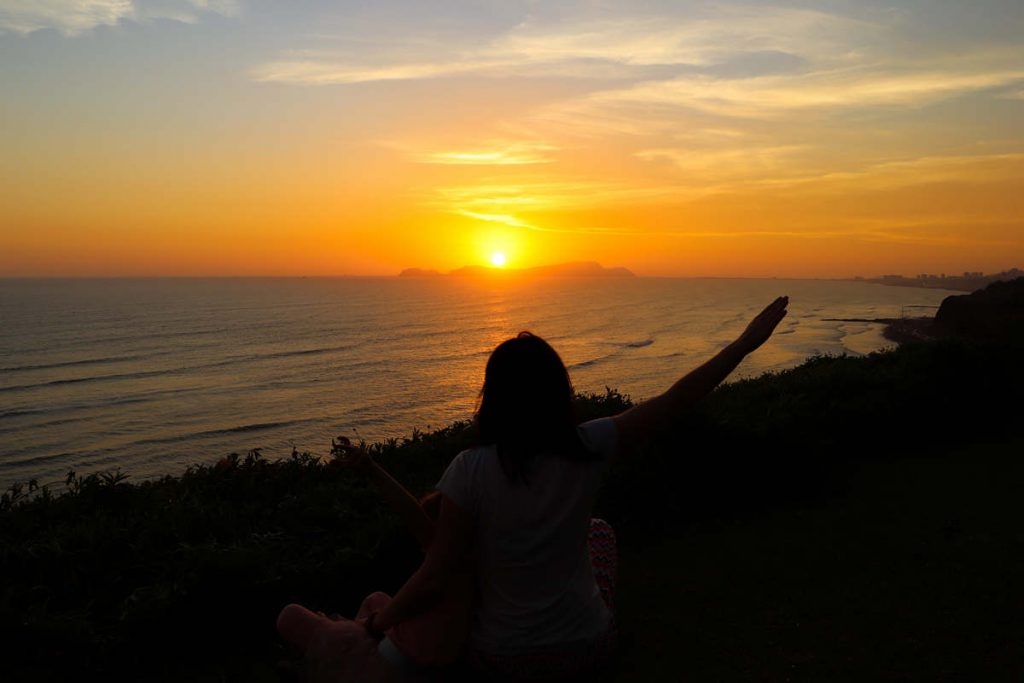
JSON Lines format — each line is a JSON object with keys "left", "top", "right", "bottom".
{"left": 436, "top": 417, "right": 618, "bottom": 656}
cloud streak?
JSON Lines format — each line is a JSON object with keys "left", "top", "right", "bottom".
{"left": 581, "top": 67, "right": 1024, "bottom": 118}
{"left": 456, "top": 208, "right": 1006, "bottom": 248}
{"left": 252, "top": 7, "right": 871, "bottom": 85}
{"left": 415, "top": 142, "right": 558, "bottom": 166}
{"left": 0, "top": 0, "right": 239, "bottom": 36}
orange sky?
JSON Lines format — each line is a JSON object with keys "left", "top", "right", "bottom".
{"left": 1, "top": 1, "right": 1022, "bottom": 277}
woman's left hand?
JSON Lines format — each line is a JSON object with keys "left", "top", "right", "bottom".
{"left": 331, "top": 436, "right": 372, "bottom": 471}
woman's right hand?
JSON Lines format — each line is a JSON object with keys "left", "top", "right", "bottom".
{"left": 611, "top": 296, "right": 789, "bottom": 453}
{"left": 734, "top": 296, "right": 789, "bottom": 355}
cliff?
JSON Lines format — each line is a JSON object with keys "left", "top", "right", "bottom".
{"left": 934, "top": 276, "right": 1024, "bottom": 342}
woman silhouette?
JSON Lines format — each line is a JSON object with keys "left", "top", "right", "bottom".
{"left": 359, "top": 296, "right": 789, "bottom": 680}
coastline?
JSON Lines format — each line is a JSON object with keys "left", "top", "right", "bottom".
{"left": 823, "top": 316, "right": 936, "bottom": 345}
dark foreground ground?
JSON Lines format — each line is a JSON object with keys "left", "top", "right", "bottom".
{"left": 615, "top": 436, "right": 1024, "bottom": 681}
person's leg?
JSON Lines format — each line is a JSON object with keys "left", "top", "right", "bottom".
{"left": 358, "top": 593, "right": 437, "bottom": 681}
{"left": 277, "top": 603, "right": 334, "bottom": 652}
{"left": 588, "top": 518, "right": 618, "bottom": 609}
{"left": 306, "top": 618, "right": 393, "bottom": 683}
{"left": 278, "top": 597, "right": 400, "bottom": 682}
{"left": 358, "top": 591, "right": 392, "bottom": 619}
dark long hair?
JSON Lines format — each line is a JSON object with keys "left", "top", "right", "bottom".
{"left": 474, "top": 332, "right": 594, "bottom": 481}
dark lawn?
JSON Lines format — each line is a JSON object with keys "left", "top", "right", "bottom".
{"left": 614, "top": 437, "right": 1024, "bottom": 682}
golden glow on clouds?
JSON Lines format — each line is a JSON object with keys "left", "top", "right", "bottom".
{"left": 417, "top": 142, "right": 557, "bottom": 166}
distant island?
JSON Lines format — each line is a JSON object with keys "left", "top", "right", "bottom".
{"left": 850, "top": 268, "right": 1022, "bottom": 292}
{"left": 399, "top": 261, "right": 636, "bottom": 278}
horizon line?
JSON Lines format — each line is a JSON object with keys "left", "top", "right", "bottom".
{"left": 0, "top": 273, "right": 1011, "bottom": 281}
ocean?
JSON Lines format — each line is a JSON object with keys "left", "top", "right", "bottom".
{"left": 0, "top": 277, "right": 956, "bottom": 488}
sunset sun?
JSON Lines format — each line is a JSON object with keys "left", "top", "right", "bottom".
{"left": 490, "top": 252, "right": 507, "bottom": 267}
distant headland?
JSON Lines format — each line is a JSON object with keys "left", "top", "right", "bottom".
{"left": 398, "top": 261, "right": 636, "bottom": 278}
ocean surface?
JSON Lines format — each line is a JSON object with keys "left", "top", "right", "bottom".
{"left": 0, "top": 277, "right": 956, "bottom": 488}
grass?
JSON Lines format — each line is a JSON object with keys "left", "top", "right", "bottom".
{"left": 614, "top": 437, "right": 1024, "bottom": 681}
{"left": 1, "top": 339, "right": 1022, "bottom": 681}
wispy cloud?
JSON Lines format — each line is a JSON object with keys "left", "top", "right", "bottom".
{"left": 414, "top": 141, "right": 558, "bottom": 166}
{"left": 458, "top": 211, "right": 539, "bottom": 229}
{"left": 252, "top": 7, "right": 871, "bottom": 86}
{"left": 741, "top": 152, "right": 1024, "bottom": 193}
{"left": 488, "top": 8, "right": 866, "bottom": 69}
{"left": 432, "top": 180, "right": 693, "bottom": 213}
{"left": 0, "top": 0, "right": 239, "bottom": 36}
{"left": 455, "top": 208, "right": 1002, "bottom": 248}
{"left": 579, "top": 67, "right": 1024, "bottom": 119}
{"left": 251, "top": 56, "right": 494, "bottom": 86}
{"left": 635, "top": 144, "right": 808, "bottom": 180}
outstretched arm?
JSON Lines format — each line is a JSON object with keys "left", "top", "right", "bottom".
{"left": 334, "top": 442, "right": 435, "bottom": 551}
{"left": 612, "top": 296, "right": 788, "bottom": 451}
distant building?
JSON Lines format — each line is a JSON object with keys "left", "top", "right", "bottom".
{"left": 866, "top": 267, "right": 1021, "bottom": 293}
